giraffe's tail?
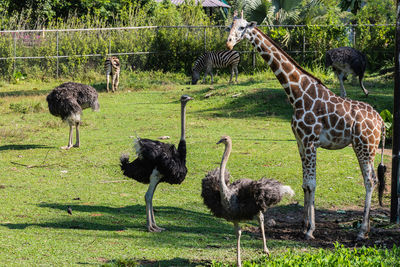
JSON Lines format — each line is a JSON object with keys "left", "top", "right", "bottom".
{"left": 378, "top": 124, "right": 387, "bottom": 207}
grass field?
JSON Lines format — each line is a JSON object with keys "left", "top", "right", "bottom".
{"left": 0, "top": 69, "right": 397, "bottom": 266}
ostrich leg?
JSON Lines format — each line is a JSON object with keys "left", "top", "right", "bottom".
{"left": 73, "top": 122, "right": 80, "bottom": 148}
{"left": 62, "top": 124, "right": 74, "bottom": 150}
{"left": 145, "top": 170, "right": 164, "bottom": 232}
{"left": 359, "top": 75, "right": 369, "bottom": 96}
{"left": 234, "top": 222, "right": 242, "bottom": 267}
{"left": 258, "top": 211, "right": 270, "bottom": 255}
{"left": 337, "top": 72, "right": 347, "bottom": 98}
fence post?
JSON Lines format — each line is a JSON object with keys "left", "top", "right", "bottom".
{"left": 204, "top": 27, "right": 207, "bottom": 52}
{"left": 13, "top": 32, "right": 16, "bottom": 74}
{"left": 109, "top": 35, "right": 112, "bottom": 56}
{"left": 56, "top": 30, "right": 59, "bottom": 79}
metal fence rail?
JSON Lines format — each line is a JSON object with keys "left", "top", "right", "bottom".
{"left": 0, "top": 24, "right": 394, "bottom": 78}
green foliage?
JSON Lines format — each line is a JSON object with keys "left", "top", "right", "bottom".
{"left": 339, "top": 0, "right": 362, "bottom": 15}
{"left": 12, "top": 71, "right": 26, "bottom": 83}
{"left": 9, "top": 101, "right": 44, "bottom": 114}
{"left": 211, "top": 243, "right": 400, "bottom": 266}
{"left": 0, "top": 0, "right": 395, "bottom": 79}
{"left": 380, "top": 109, "right": 393, "bottom": 139}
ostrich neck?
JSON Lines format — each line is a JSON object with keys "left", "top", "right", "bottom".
{"left": 246, "top": 28, "right": 308, "bottom": 104}
{"left": 180, "top": 102, "right": 186, "bottom": 141}
{"left": 219, "top": 140, "right": 232, "bottom": 208}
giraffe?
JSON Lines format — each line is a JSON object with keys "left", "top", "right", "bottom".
{"left": 226, "top": 12, "right": 386, "bottom": 240}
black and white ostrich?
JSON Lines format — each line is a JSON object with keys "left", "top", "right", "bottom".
{"left": 201, "top": 136, "right": 294, "bottom": 267}
{"left": 46, "top": 82, "right": 99, "bottom": 150}
{"left": 120, "top": 94, "right": 193, "bottom": 232}
{"left": 325, "top": 46, "right": 368, "bottom": 97}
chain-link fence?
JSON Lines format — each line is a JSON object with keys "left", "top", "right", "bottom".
{"left": 0, "top": 24, "right": 395, "bottom": 80}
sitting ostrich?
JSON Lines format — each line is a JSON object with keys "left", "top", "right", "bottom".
{"left": 201, "top": 136, "right": 294, "bottom": 267}
{"left": 325, "top": 47, "right": 368, "bottom": 97}
{"left": 46, "top": 82, "right": 99, "bottom": 150}
{"left": 120, "top": 95, "right": 193, "bottom": 232}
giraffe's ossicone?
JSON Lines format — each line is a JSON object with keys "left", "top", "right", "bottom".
{"left": 226, "top": 12, "right": 386, "bottom": 241}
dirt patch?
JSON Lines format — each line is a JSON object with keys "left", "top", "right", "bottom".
{"left": 245, "top": 204, "right": 400, "bottom": 249}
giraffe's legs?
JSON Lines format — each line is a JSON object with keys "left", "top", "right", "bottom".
{"left": 356, "top": 158, "right": 376, "bottom": 240}
{"left": 73, "top": 122, "right": 80, "bottom": 148}
{"left": 234, "top": 222, "right": 242, "bottom": 267}
{"left": 258, "top": 211, "right": 269, "bottom": 256}
{"left": 61, "top": 124, "right": 74, "bottom": 150}
{"left": 144, "top": 170, "right": 164, "bottom": 232}
{"left": 296, "top": 139, "right": 317, "bottom": 240}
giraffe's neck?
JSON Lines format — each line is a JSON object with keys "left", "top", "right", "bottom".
{"left": 247, "top": 28, "right": 318, "bottom": 105}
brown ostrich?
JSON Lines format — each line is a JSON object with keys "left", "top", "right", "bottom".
{"left": 46, "top": 82, "right": 99, "bottom": 150}
{"left": 201, "top": 136, "right": 294, "bottom": 267}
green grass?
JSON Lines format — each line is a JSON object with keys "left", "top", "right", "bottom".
{"left": 0, "top": 69, "right": 396, "bottom": 266}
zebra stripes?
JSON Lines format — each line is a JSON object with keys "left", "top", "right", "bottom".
{"left": 105, "top": 56, "right": 121, "bottom": 92}
{"left": 192, "top": 50, "right": 240, "bottom": 84}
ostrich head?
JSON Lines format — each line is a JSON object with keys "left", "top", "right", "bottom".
{"left": 226, "top": 11, "right": 257, "bottom": 50}
{"left": 217, "top": 135, "right": 232, "bottom": 145}
{"left": 180, "top": 94, "right": 194, "bottom": 104}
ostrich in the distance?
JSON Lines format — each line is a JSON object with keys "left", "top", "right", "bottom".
{"left": 46, "top": 82, "right": 99, "bottom": 150}
{"left": 201, "top": 136, "right": 294, "bottom": 267}
{"left": 120, "top": 94, "right": 193, "bottom": 232}
{"left": 325, "top": 46, "right": 368, "bottom": 97}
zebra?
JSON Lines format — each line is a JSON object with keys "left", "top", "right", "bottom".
{"left": 105, "top": 56, "right": 121, "bottom": 92}
{"left": 192, "top": 50, "right": 240, "bottom": 85}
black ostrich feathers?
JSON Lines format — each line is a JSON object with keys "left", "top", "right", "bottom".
{"left": 201, "top": 168, "right": 231, "bottom": 218}
{"left": 46, "top": 82, "right": 99, "bottom": 121}
{"left": 120, "top": 138, "right": 187, "bottom": 185}
{"left": 120, "top": 94, "right": 193, "bottom": 186}
{"left": 325, "top": 47, "right": 367, "bottom": 78}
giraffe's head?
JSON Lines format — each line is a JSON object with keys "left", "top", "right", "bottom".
{"left": 226, "top": 11, "right": 257, "bottom": 50}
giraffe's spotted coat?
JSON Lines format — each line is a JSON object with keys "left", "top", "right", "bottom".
{"left": 226, "top": 17, "right": 385, "bottom": 240}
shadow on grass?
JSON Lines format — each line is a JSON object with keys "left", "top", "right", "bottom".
{"left": 192, "top": 81, "right": 393, "bottom": 122}
{"left": 0, "top": 89, "right": 50, "bottom": 97}
{"left": 105, "top": 257, "right": 211, "bottom": 267}
{"left": 0, "top": 144, "right": 53, "bottom": 151}
{"left": 3, "top": 203, "right": 233, "bottom": 235}
{"left": 194, "top": 88, "right": 292, "bottom": 120}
